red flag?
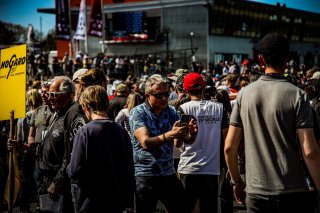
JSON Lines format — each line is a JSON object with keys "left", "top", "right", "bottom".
{"left": 87, "top": 0, "right": 103, "bottom": 37}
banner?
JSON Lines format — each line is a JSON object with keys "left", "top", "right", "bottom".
{"left": 27, "top": 24, "right": 35, "bottom": 44}
{"left": 0, "top": 44, "right": 27, "bottom": 120}
{"left": 74, "top": 0, "right": 86, "bottom": 40}
{"left": 87, "top": 0, "right": 103, "bottom": 37}
{"left": 56, "top": 0, "right": 71, "bottom": 40}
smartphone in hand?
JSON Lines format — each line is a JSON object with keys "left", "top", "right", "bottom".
{"left": 180, "top": 114, "right": 191, "bottom": 126}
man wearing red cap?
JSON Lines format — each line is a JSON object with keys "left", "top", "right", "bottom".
{"left": 177, "top": 72, "right": 229, "bottom": 212}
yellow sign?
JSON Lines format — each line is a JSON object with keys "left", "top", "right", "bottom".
{"left": 0, "top": 44, "right": 27, "bottom": 120}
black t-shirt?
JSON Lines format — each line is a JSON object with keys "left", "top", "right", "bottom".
{"left": 64, "top": 102, "right": 88, "bottom": 161}
{"left": 108, "top": 95, "right": 127, "bottom": 120}
{"left": 60, "top": 102, "right": 88, "bottom": 184}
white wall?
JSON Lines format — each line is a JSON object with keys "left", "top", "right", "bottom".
{"left": 163, "top": 4, "right": 209, "bottom": 66}
{"left": 209, "top": 35, "right": 254, "bottom": 62}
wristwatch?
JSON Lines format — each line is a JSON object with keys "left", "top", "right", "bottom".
{"left": 230, "top": 178, "right": 244, "bottom": 186}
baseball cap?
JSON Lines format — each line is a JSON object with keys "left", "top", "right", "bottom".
{"left": 217, "top": 85, "right": 230, "bottom": 94}
{"left": 311, "top": 71, "right": 320, "bottom": 80}
{"left": 168, "top": 69, "right": 188, "bottom": 81}
{"left": 183, "top": 72, "right": 205, "bottom": 91}
{"left": 176, "top": 73, "right": 187, "bottom": 90}
{"left": 116, "top": 83, "right": 129, "bottom": 92}
{"left": 72, "top": 68, "right": 88, "bottom": 82}
{"left": 111, "top": 80, "right": 122, "bottom": 91}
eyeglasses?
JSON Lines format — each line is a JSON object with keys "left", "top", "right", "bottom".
{"left": 47, "top": 91, "right": 67, "bottom": 99}
{"left": 149, "top": 92, "right": 170, "bottom": 99}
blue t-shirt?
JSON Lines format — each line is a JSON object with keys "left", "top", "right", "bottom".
{"left": 130, "top": 102, "right": 180, "bottom": 176}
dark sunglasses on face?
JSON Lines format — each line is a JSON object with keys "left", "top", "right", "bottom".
{"left": 73, "top": 79, "right": 81, "bottom": 84}
{"left": 47, "top": 91, "right": 67, "bottom": 99}
{"left": 149, "top": 92, "right": 170, "bottom": 99}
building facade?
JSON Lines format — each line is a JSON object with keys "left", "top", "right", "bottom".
{"left": 53, "top": 0, "right": 320, "bottom": 69}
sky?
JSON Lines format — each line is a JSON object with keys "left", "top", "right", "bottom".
{"left": 0, "top": 0, "right": 319, "bottom": 38}
{"left": 248, "top": 0, "right": 320, "bottom": 14}
{"left": 0, "top": 0, "right": 55, "bottom": 37}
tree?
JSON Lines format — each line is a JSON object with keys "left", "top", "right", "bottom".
{"left": 0, "top": 21, "right": 20, "bottom": 44}
{"left": 41, "top": 29, "right": 56, "bottom": 52}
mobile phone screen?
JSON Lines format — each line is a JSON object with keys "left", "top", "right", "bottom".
{"left": 180, "top": 114, "right": 190, "bottom": 126}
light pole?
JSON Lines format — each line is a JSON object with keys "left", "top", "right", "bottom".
{"left": 190, "top": 32, "right": 195, "bottom": 62}
{"left": 165, "top": 30, "right": 169, "bottom": 65}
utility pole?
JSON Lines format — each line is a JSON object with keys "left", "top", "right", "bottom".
{"left": 40, "top": 16, "right": 42, "bottom": 41}
{"left": 190, "top": 31, "right": 195, "bottom": 62}
{"left": 165, "top": 30, "right": 169, "bottom": 65}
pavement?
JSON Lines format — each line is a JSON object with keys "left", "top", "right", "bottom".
{"left": 1, "top": 201, "right": 246, "bottom": 213}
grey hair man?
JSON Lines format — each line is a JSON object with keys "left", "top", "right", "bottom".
{"left": 39, "top": 76, "right": 75, "bottom": 212}
{"left": 129, "top": 75, "right": 197, "bottom": 213}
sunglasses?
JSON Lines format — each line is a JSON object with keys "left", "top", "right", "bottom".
{"left": 47, "top": 91, "right": 67, "bottom": 99}
{"left": 149, "top": 92, "right": 170, "bottom": 99}
{"left": 73, "top": 79, "right": 81, "bottom": 84}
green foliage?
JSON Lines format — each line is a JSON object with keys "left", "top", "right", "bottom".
{"left": 0, "top": 21, "right": 19, "bottom": 44}
{"left": 41, "top": 29, "right": 56, "bottom": 52}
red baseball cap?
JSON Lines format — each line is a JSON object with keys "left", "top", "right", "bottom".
{"left": 183, "top": 72, "right": 205, "bottom": 91}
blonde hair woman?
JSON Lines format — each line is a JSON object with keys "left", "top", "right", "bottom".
{"left": 17, "top": 89, "right": 42, "bottom": 143}
{"left": 16, "top": 88, "right": 42, "bottom": 213}
{"left": 115, "top": 92, "right": 142, "bottom": 139}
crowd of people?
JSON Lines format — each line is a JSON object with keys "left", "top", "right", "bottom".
{"left": 0, "top": 32, "right": 320, "bottom": 213}
{"left": 26, "top": 50, "right": 175, "bottom": 83}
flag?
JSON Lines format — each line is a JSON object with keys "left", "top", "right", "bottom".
{"left": 27, "top": 24, "right": 35, "bottom": 43}
{"left": 74, "top": 0, "right": 86, "bottom": 40}
{"left": 87, "top": 0, "right": 103, "bottom": 37}
{"left": 4, "top": 148, "right": 21, "bottom": 210}
{"left": 56, "top": 0, "right": 71, "bottom": 40}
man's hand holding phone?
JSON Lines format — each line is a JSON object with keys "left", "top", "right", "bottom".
{"left": 180, "top": 114, "right": 198, "bottom": 140}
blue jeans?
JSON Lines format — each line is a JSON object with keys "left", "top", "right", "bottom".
{"left": 33, "top": 164, "right": 44, "bottom": 196}
{"left": 246, "top": 191, "right": 318, "bottom": 213}
{"left": 71, "top": 183, "right": 79, "bottom": 213}
{"left": 135, "top": 175, "right": 186, "bottom": 213}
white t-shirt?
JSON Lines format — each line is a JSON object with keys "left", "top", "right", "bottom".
{"left": 178, "top": 100, "right": 224, "bottom": 175}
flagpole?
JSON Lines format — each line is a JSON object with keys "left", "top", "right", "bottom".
{"left": 84, "top": 1, "right": 88, "bottom": 55}
{"left": 8, "top": 110, "right": 15, "bottom": 213}
{"left": 68, "top": 0, "right": 73, "bottom": 62}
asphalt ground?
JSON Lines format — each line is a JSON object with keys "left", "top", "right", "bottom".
{"left": 0, "top": 200, "right": 247, "bottom": 213}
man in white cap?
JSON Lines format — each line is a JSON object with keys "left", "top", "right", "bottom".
{"left": 108, "top": 79, "right": 123, "bottom": 101}
{"left": 72, "top": 68, "right": 88, "bottom": 102}
{"left": 108, "top": 83, "right": 129, "bottom": 120}
{"left": 168, "top": 69, "right": 188, "bottom": 101}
